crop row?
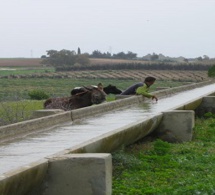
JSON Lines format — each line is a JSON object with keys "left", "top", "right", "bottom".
{"left": 0, "top": 70, "right": 208, "bottom": 82}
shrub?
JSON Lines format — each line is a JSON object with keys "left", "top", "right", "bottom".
{"left": 208, "top": 65, "right": 215, "bottom": 77}
{"left": 28, "top": 89, "right": 50, "bottom": 100}
{"left": 204, "top": 112, "right": 215, "bottom": 118}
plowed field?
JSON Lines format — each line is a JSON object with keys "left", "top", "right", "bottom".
{"left": 50, "top": 70, "right": 208, "bottom": 82}
{"left": 0, "top": 58, "right": 209, "bottom": 82}
{"left": 1, "top": 70, "right": 207, "bottom": 82}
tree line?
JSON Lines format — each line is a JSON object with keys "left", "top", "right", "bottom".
{"left": 41, "top": 48, "right": 138, "bottom": 67}
{"left": 41, "top": 49, "right": 90, "bottom": 66}
{"left": 40, "top": 48, "right": 214, "bottom": 74}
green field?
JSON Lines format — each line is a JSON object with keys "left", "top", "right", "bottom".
{"left": 0, "top": 78, "right": 189, "bottom": 101}
{"left": 112, "top": 115, "right": 215, "bottom": 194}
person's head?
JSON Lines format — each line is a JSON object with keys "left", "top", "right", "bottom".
{"left": 144, "top": 76, "right": 156, "bottom": 86}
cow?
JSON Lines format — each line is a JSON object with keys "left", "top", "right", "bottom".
{"left": 71, "top": 84, "right": 122, "bottom": 95}
{"left": 44, "top": 86, "right": 106, "bottom": 111}
{"left": 103, "top": 84, "right": 122, "bottom": 94}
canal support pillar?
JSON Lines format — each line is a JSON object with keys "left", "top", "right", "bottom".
{"left": 153, "top": 110, "right": 195, "bottom": 143}
{"left": 195, "top": 96, "right": 215, "bottom": 117}
{"left": 34, "top": 153, "right": 112, "bottom": 195}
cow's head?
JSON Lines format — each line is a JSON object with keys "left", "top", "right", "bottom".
{"left": 103, "top": 84, "right": 122, "bottom": 94}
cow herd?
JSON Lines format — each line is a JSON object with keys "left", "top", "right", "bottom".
{"left": 44, "top": 84, "right": 122, "bottom": 111}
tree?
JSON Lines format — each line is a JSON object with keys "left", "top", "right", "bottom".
{"left": 90, "top": 50, "right": 108, "bottom": 58}
{"left": 113, "top": 52, "right": 126, "bottom": 59}
{"left": 184, "top": 58, "right": 189, "bottom": 63}
{"left": 150, "top": 53, "right": 159, "bottom": 61}
{"left": 203, "top": 55, "right": 210, "bottom": 60}
{"left": 91, "top": 50, "right": 103, "bottom": 58}
{"left": 77, "top": 47, "right": 81, "bottom": 55}
{"left": 105, "top": 52, "right": 112, "bottom": 58}
{"left": 41, "top": 49, "right": 89, "bottom": 67}
{"left": 75, "top": 54, "right": 90, "bottom": 66}
{"left": 126, "top": 51, "right": 137, "bottom": 59}
{"left": 197, "top": 57, "right": 203, "bottom": 61}
{"left": 40, "top": 55, "right": 47, "bottom": 59}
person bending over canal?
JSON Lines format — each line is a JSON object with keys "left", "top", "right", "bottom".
{"left": 120, "top": 76, "right": 158, "bottom": 101}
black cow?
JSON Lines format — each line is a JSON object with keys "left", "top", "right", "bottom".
{"left": 103, "top": 84, "right": 122, "bottom": 94}
{"left": 44, "top": 86, "right": 106, "bottom": 111}
{"left": 71, "top": 84, "right": 122, "bottom": 95}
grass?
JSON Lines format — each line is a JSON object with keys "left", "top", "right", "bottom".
{"left": 0, "top": 100, "right": 43, "bottom": 126}
{"left": 112, "top": 115, "right": 215, "bottom": 195}
{"left": 0, "top": 77, "right": 189, "bottom": 101}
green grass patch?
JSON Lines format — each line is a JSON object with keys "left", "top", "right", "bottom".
{"left": 0, "top": 100, "right": 43, "bottom": 125}
{"left": 112, "top": 117, "right": 215, "bottom": 194}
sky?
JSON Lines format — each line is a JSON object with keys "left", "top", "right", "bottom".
{"left": 0, "top": 0, "right": 215, "bottom": 58}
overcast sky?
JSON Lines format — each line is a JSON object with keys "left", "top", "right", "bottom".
{"left": 0, "top": 0, "right": 215, "bottom": 58}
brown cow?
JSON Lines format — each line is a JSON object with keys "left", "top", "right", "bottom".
{"left": 44, "top": 86, "right": 106, "bottom": 111}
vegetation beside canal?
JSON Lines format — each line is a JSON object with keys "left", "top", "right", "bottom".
{"left": 112, "top": 114, "right": 215, "bottom": 195}
{"left": 0, "top": 78, "right": 188, "bottom": 126}
{"left": 0, "top": 78, "right": 189, "bottom": 101}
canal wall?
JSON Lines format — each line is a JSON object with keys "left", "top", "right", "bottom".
{"left": 1, "top": 80, "right": 215, "bottom": 195}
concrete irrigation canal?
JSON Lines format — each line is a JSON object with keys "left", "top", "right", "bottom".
{"left": 1, "top": 80, "right": 215, "bottom": 195}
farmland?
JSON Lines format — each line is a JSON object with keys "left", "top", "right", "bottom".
{"left": 0, "top": 57, "right": 212, "bottom": 101}
{"left": 0, "top": 58, "right": 156, "bottom": 67}
{"left": 0, "top": 57, "right": 214, "bottom": 66}
{"left": 0, "top": 58, "right": 210, "bottom": 82}
{"left": 0, "top": 58, "right": 42, "bottom": 67}
{"left": 0, "top": 69, "right": 208, "bottom": 82}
